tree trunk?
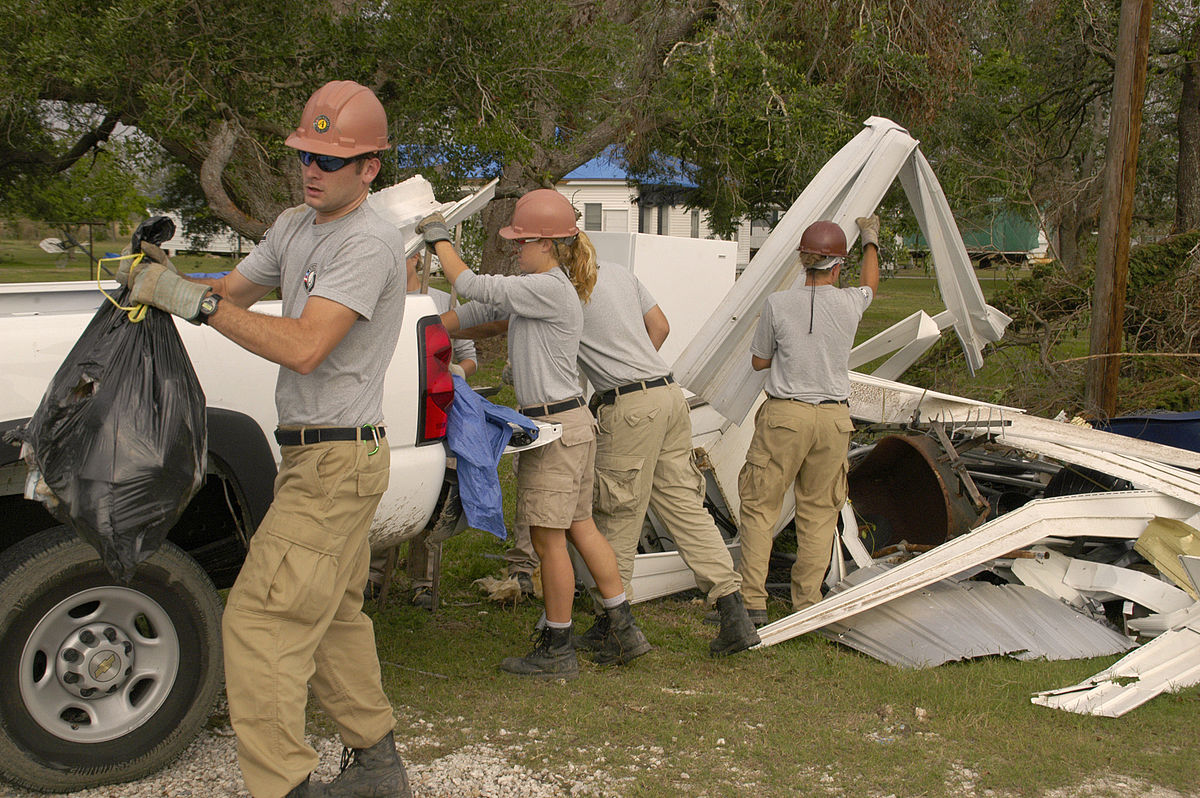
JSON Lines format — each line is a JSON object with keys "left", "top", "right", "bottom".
{"left": 1175, "top": 19, "right": 1200, "bottom": 233}
{"left": 1085, "top": 0, "right": 1153, "bottom": 418}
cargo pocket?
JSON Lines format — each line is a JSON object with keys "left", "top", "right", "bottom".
{"left": 358, "top": 465, "right": 389, "bottom": 498}
{"left": 738, "top": 447, "right": 773, "bottom": 500}
{"left": 593, "top": 453, "right": 644, "bottom": 513}
{"left": 229, "top": 513, "right": 340, "bottom": 625}
{"left": 830, "top": 458, "right": 849, "bottom": 510}
{"left": 517, "top": 471, "right": 577, "bottom": 528}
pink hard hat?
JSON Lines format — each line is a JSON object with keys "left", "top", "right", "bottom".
{"left": 284, "top": 81, "right": 390, "bottom": 157}
{"left": 499, "top": 189, "right": 580, "bottom": 239}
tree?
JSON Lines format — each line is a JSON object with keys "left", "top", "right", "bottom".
{"left": 2, "top": 107, "right": 150, "bottom": 249}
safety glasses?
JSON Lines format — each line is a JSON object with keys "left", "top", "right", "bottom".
{"left": 297, "top": 150, "right": 369, "bottom": 172}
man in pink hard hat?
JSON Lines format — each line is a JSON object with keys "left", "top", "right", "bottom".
{"left": 120, "top": 80, "right": 411, "bottom": 797}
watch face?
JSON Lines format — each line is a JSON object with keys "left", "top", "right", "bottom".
{"left": 201, "top": 295, "right": 218, "bottom": 315}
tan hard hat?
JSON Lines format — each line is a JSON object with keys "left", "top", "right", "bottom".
{"left": 284, "top": 80, "right": 390, "bottom": 157}
{"left": 499, "top": 189, "right": 580, "bottom": 239}
{"left": 798, "top": 220, "right": 848, "bottom": 258}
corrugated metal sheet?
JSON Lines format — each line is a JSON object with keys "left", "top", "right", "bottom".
{"left": 755, "top": 492, "right": 1198, "bottom": 648}
{"left": 818, "top": 565, "right": 1133, "bottom": 669}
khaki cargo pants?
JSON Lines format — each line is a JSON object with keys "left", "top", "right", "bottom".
{"left": 592, "top": 383, "right": 741, "bottom": 602}
{"left": 223, "top": 438, "right": 395, "bottom": 798}
{"left": 737, "top": 399, "right": 853, "bottom": 612}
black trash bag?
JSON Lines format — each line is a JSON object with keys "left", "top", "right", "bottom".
{"left": 12, "top": 292, "right": 206, "bottom": 582}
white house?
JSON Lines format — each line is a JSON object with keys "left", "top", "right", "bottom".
{"left": 552, "top": 152, "right": 762, "bottom": 272}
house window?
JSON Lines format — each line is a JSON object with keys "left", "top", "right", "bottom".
{"left": 583, "top": 203, "right": 602, "bottom": 231}
{"left": 691, "top": 209, "right": 700, "bottom": 238}
{"left": 657, "top": 206, "right": 667, "bottom": 235}
{"left": 639, "top": 204, "right": 654, "bottom": 234}
{"left": 603, "top": 209, "right": 628, "bottom": 232}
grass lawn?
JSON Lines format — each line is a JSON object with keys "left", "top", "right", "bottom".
{"left": 0, "top": 237, "right": 240, "bottom": 283}
{"left": 3, "top": 239, "right": 1193, "bottom": 796}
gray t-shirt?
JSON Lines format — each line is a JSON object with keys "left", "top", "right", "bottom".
{"left": 423, "top": 287, "right": 476, "bottom": 366}
{"left": 751, "top": 284, "right": 873, "bottom": 402}
{"left": 236, "top": 203, "right": 406, "bottom": 427}
{"left": 578, "top": 262, "right": 669, "bottom": 392}
{"left": 455, "top": 268, "right": 582, "bottom": 407}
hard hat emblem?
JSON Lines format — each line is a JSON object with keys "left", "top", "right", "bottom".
{"left": 313, "top": 115, "right": 331, "bottom": 134}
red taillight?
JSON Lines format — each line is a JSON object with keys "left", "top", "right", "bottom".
{"left": 418, "top": 317, "right": 453, "bottom": 443}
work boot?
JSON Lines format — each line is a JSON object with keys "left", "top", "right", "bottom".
{"left": 410, "top": 585, "right": 433, "bottom": 610}
{"left": 500, "top": 625, "right": 579, "bottom": 679}
{"left": 324, "top": 731, "right": 412, "bottom": 798}
{"left": 591, "top": 601, "right": 652, "bottom": 665}
{"left": 573, "top": 611, "right": 610, "bottom": 652}
{"left": 513, "top": 571, "right": 535, "bottom": 596}
{"left": 286, "top": 776, "right": 326, "bottom": 797}
{"left": 708, "top": 591, "right": 761, "bottom": 657}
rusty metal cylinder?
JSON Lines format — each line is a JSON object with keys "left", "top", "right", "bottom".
{"left": 847, "top": 435, "right": 988, "bottom": 554}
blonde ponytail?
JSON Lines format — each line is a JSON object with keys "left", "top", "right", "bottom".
{"left": 551, "top": 232, "right": 598, "bottom": 302}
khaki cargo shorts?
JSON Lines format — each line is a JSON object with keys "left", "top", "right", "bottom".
{"left": 515, "top": 404, "right": 596, "bottom": 529}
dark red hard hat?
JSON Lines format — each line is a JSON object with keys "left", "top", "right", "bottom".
{"left": 798, "top": 220, "right": 848, "bottom": 258}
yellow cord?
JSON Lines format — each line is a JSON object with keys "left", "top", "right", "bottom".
{"left": 96, "top": 253, "right": 151, "bottom": 322}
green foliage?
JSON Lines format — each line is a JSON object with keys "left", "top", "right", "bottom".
{"left": 2, "top": 120, "right": 150, "bottom": 237}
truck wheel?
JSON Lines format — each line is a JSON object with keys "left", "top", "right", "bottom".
{"left": 0, "top": 526, "right": 223, "bottom": 792}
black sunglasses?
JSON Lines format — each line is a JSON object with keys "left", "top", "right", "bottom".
{"left": 297, "top": 150, "right": 371, "bottom": 172}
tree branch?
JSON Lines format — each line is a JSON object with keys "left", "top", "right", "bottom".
{"left": 199, "top": 120, "right": 268, "bottom": 239}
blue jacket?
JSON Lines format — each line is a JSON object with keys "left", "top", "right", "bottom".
{"left": 445, "top": 375, "right": 539, "bottom": 539}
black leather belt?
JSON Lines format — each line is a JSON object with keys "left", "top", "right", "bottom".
{"left": 595, "top": 375, "right": 674, "bottom": 407}
{"left": 275, "top": 426, "right": 385, "bottom": 446}
{"left": 519, "top": 396, "right": 584, "bottom": 418}
{"left": 768, "top": 396, "right": 848, "bottom": 406}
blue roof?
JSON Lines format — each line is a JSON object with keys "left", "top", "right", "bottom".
{"left": 564, "top": 151, "right": 629, "bottom": 180}
{"left": 564, "top": 147, "right": 697, "bottom": 187}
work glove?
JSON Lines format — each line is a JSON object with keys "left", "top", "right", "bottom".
{"left": 448, "top": 362, "right": 466, "bottom": 379}
{"left": 856, "top": 215, "right": 880, "bottom": 249}
{"left": 129, "top": 262, "right": 211, "bottom": 323}
{"left": 416, "top": 212, "right": 453, "bottom": 247}
{"left": 115, "top": 241, "right": 178, "bottom": 286}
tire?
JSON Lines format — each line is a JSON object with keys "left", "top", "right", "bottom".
{"left": 0, "top": 526, "right": 224, "bottom": 793}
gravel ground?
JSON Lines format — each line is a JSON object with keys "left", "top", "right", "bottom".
{"left": 0, "top": 723, "right": 616, "bottom": 798}
{"left": 0, "top": 721, "right": 1193, "bottom": 798}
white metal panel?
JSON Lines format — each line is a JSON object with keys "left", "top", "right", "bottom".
{"left": 847, "top": 311, "right": 942, "bottom": 380}
{"left": 754, "top": 492, "right": 1200, "bottom": 647}
{"left": 1062, "top": 558, "right": 1195, "bottom": 614}
{"left": 1031, "top": 622, "right": 1200, "bottom": 717}
{"left": 672, "top": 117, "right": 1012, "bottom": 425}
{"left": 587, "top": 232, "right": 737, "bottom": 371}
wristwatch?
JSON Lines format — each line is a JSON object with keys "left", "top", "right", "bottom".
{"left": 198, "top": 292, "right": 222, "bottom": 325}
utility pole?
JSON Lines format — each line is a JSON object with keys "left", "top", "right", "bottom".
{"left": 1086, "top": 0, "right": 1154, "bottom": 418}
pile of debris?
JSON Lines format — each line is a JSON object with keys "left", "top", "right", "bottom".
{"left": 755, "top": 388, "right": 1200, "bottom": 719}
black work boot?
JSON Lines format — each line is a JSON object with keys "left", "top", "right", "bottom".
{"left": 500, "top": 625, "right": 579, "bottom": 679}
{"left": 573, "top": 611, "right": 610, "bottom": 652}
{"left": 708, "top": 591, "right": 761, "bottom": 657}
{"left": 324, "top": 731, "right": 411, "bottom": 798}
{"left": 286, "top": 776, "right": 326, "bottom": 797}
{"left": 591, "top": 601, "right": 652, "bottom": 665}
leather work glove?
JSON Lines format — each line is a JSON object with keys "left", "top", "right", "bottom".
{"left": 129, "top": 262, "right": 211, "bottom": 322}
{"left": 115, "top": 242, "right": 178, "bottom": 286}
{"left": 416, "top": 212, "right": 453, "bottom": 247}
{"left": 448, "top": 362, "right": 467, "bottom": 379}
{"left": 856, "top": 215, "right": 881, "bottom": 249}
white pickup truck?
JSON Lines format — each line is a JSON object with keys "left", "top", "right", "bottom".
{"left": 0, "top": 279, "right": 464, "bottom": 792}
